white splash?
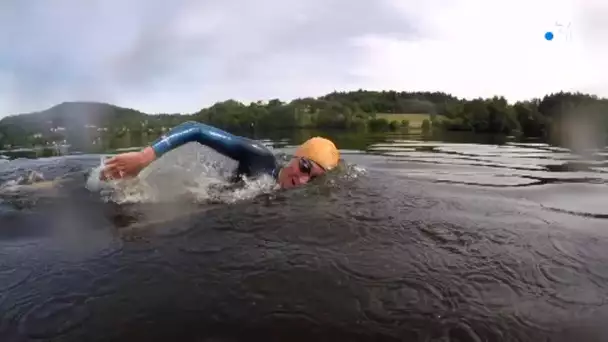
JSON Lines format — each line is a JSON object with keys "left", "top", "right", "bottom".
{"left": 85, "top": 144, "right": 278, "bottom": 205}
{"left": 0, "top": 170, "right": 48, "bottom": 193}
{"left": 85, "top": 156, "right": 110, "bottom": 192}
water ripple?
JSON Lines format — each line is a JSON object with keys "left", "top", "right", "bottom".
{"left": 18, "top": 294, "right": 91, "bottom": 339}
{"left": 1, "top": 139, "right": 608, "bottom": 341}
{"left": 0, "top": 266, "right": 32, "bottom": 293}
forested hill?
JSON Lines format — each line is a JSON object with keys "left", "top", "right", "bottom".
{"left": 1, "top": 102, "right": 146, "bottom": 133}
{"left": 0, "top": 101, "right": 186, "bottom": 149}
{"left": 1, "top": 90, "right": 608, "bottom": 150}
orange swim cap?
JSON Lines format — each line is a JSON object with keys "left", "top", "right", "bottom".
{"left": 294, "top": 137, "right": 340, "bottom": 170}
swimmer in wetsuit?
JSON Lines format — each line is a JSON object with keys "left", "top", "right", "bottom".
{"left": 100, "top": 121, "right": 340, "bottom": 189}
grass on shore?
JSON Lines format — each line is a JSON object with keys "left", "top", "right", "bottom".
{"left": 375, "top": 113, "right": 431, "bottom": 128}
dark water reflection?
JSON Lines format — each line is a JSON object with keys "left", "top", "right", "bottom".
{"left": 1, "top": 130, "right": 608, "bottom": 342}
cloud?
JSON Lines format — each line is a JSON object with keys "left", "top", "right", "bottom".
{"left": 355, "top": 0, "right": 601, "bottom": 100}
{"left": 0, "top": 0, "right": 606, "bottom": 117}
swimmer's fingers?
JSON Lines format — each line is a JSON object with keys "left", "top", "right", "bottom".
{"left": 99, "top": 168, "right": 115, "bottom": 181}
{"left": 103, "top": 154, "right": 128, "bottom": 170}
{"left": 104, "top": 153, "right": 135, "bottom": 169}
{"left": 100, "top": 162, "right": 122, "bottom": 180}
{"left": 103, "top": 165, "right": 135, "bottom": 181}
{"left": 104, "top": 156, "right": 119, "bottom": 167}
{"left": 103, "top": 160, "right": 118, "bottom": 171}
{"left": 100, "top": 152, "right": 144, "bottom": 181}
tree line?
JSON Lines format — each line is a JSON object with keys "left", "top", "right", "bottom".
{"left": 1, "top": 90, "right": 607, "bottom": 150}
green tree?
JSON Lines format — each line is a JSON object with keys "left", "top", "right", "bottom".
{"left": 3, "top": 90, "right": 608, "bottom": 150}
{"left": 421, "top": 119, "right": 431, "bottom": 132}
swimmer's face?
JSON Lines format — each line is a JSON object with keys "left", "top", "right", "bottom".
{"left": 278, "top": 157, "right": 326, "bottom": 189}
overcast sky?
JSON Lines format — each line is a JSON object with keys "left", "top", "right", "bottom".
{"left": 0, "top": 0, "right": 605, "bottom": 117}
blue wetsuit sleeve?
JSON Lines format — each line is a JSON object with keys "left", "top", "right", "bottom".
{"left": 150, "top": 121, "right": 278, "bottom": 178}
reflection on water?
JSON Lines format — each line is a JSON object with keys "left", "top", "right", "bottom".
{"left": 364, "top": 135, "right": 608, "bottom": 219}
{"left": 1, "top": 130, "right": 608, "bottom": 342}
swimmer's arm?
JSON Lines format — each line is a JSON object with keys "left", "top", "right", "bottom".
{"left": 102, "top": 121, "right": 272, "bottom": 180}
{"left": 147, "top": 121, "right": 269, "bottom": 162}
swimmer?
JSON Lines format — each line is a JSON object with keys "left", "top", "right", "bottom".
{"left": 100, "top": 121, "right": 340, "bottom": 189}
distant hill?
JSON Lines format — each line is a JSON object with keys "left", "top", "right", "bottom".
{"left": 1, "top": 90, "right": 607, "bottom": 151}
{"left": 0, "top": 102, "right": 184, "bottom": 149}
{"left": 1, "top": 101, "right": 148, "bottom": 130}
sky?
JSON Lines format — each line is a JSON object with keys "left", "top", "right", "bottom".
{"left": 0, "top": 0, "right": 606, "bottom": 117}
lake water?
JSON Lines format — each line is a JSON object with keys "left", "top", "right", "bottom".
{"left": 1, "top": 130, "right": 608, "bottom": 342}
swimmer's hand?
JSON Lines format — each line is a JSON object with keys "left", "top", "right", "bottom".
{"left": 100, "top": 147, "right": 156, "bottom": 180}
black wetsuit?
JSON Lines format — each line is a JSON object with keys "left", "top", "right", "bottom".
{"left": 150, "top": 121, "right": 280, "bottom": 181}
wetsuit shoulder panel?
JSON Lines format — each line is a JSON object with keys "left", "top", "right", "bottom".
{"left": 150, "top": 121, "right": 278, "bottom": 178}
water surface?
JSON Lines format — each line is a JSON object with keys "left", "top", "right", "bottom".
{"left": 1, "top": 131, "right": 608, "bottom": 342}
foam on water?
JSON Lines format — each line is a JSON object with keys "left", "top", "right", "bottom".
{"left": 0, "top": 170, "right": 47, "bottom": 192}
{"left": 8, "top": 137, "right": 608, "bottom": 342}
{"left": 84, "top": 156, "right": 108, "bottom": 193}
{"left": 84, "top": 145, "right": 363, "bottom": 206}
{"left": 84, "top": 145, "right": 280, "bottom": 205}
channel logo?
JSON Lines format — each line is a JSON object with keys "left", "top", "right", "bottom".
{"left": 545, "top": 22, "right": 572, "bottom": 41}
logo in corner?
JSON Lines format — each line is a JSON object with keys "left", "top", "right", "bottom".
{"left": 545, "top": 21, "right": 572, "bottom": 42}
